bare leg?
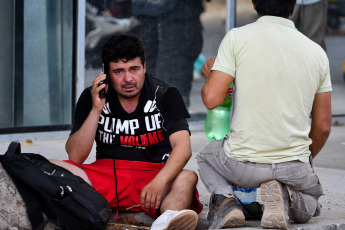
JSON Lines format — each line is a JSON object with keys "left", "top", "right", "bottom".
{"left": 49, "top": 159, "right": 92, "bottom": 186}
{"left": 160, "top": 170, "right": 198, "bottom": 213}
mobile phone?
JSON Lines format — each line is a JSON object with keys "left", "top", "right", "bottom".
{"left": 99, "top": 63, "right": 106, "bottom": 98}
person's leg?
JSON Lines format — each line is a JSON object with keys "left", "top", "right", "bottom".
{"left": 287, "top": 187, "right": 321, "bottom": 223}
{"left": 156, "top": 16, "right": 203, "bottom": 107}
{"left": 198, "top": 140, "right": 323, "bottom": 227}
{"left": 197, "top": 139, "right": 299, "bottom": 229}
{"left": 294, "top": 1, "right": 328, "bottom": 50}
{"left": 136, "top": 15, "right": 158, "bottom": 74}
{"left": 197, "top": 139, "right": 273, "bottom": 195}
{"left": 275, "top": 160, "right": 323, "bottom": 224}
{"left": 51, "top": 159, "right": 169, "bottom": 214}
{"left": 196, "top": 139, "right": 247, "bottom": 228}
{"left": 159, "top": 170, "right": 197, "bottom": 212}
{"left": 49, "top": 159, "right": 92, "bottom": 185}
{"left": 150, "top": 170, "right": 199, "bottom": 230}
{"left": 196, "top": 139, "right": 236, "bottom": 197}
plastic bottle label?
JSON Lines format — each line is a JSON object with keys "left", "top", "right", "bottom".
{"left": 220, "top": 87, "right": 233, "bottom": 107}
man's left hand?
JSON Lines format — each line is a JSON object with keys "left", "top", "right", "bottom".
{"left": 202, "top": 57, "right": 216, "bottom": 79}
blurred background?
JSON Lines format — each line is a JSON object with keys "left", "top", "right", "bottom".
{"left": 0, "top": 0, "right": 344, "bottom": 135}
{"left": 83, "top": 0, "right": 345, "bottom": 122}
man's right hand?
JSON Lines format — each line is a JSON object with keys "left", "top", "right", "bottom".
{"left": 91, "top": 72, "right": 108, "bottom": 113}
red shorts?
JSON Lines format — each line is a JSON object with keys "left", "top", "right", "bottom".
{"left": 64, "top": 159, "right": 203, "bottom": 218}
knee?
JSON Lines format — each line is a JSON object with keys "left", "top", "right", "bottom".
{"left": 195, "top": 153, "right": 203, "bottom": 164}
{"left": 177, "top": 170, "right": 198, "bottom": 187}
{"left": 289, "top": 208, "right": 314, "bottom": 224}
{"left": 196, "top": 140, "right": 220, "bottom": 161}
{"left": 289, "top": 192, "right": 318, "bottom": 224}
{"left": 196, "top": 146, "right": 209, "bottom": 164}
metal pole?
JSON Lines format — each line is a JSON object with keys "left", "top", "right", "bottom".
{"left": 226, "top": 0, "right": 236, "bottom": 123}
{"left": 76, "top": 0, "right": 86, "bottom": 101}
{"left": 226, "top": 0, "right": 236, "bottom": 32}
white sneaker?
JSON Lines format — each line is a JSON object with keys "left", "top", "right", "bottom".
{"left": 150, "top": 209, "right": 198, "bottom": 230}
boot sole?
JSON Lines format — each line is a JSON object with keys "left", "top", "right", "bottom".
{"left": 166, "top": 211, "right": 198, "bottom": 230}
{"left": 209, "top": 208, "right": 245, "bottom": 229}
{"left": 219, "top": 209, "right": 245, "bottom": 228}
{"left": 260, "top": 180, "right": 289, "bottom": 229}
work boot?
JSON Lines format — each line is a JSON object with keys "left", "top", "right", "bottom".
{"left": 260, "top": 180, "right": 290, "bottom": 229}
{"left": 209, "top": 197, "right": 245, "bottom": 229}
{"left": 206, "top": 193, "right": 225, "bottom": 221}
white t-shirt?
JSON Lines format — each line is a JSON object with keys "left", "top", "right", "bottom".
{"left": 212, "top": 16, "right": 332, "bottom": 163}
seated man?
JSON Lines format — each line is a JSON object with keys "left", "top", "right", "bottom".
{"left": 51, "top": 34, "right": 202, "bottom": 230}
{"left": 197, "top": 0, "right": 332, "bottom": 229}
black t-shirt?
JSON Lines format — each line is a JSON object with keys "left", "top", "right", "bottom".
{"left": 71, "top": 74, "right": 190, "bottom": 164}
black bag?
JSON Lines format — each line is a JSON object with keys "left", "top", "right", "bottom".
{"left": 237, "top": 198, "right": 264, "bottom": 221}
{"left": 0, "top": 142, "right": 111, "bottom": 230}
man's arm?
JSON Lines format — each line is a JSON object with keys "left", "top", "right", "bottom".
{"left": 309, "top": 92, "right": 332, "bottom": 159}
{"left": 65, "top": 72, "right": 108, "bottom": 164}
{"left": 201, "top": 57, "right": 234, "bottom": 109}
{"left": 140, "top": 130, "right": 191, "bottom": 210}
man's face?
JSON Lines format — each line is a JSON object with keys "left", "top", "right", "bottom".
{"left": 108, "top": 57, "right": 146, "bottom": 99}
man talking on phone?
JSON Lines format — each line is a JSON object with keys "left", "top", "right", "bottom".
{"left": 51, "top": 34, "right": 202, "bottom": 230}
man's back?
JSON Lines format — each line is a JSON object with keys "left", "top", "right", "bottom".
{"left": 212, "top": 16, "right": 332, "bottom": 163}
{"left": 199, "top": 2, "right": 332, "bottom": 228}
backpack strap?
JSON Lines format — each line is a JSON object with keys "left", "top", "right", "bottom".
{"left": 5, "top": 141, "right": 21, "bottom": 158}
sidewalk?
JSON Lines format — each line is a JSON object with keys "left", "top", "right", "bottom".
{"left": 0, "top": 121, "right": 345, "bottom": 229}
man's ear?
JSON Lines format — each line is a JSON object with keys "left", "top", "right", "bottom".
{"left": 143, "top": 61, "right": 147, "bottom": 74}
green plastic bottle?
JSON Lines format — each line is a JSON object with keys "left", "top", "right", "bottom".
{"left": 204, "top": 84, "right": 234, "bottom": 141}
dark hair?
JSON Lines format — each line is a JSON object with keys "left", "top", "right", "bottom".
{"left": 102, "top": 34, "right": 146, "bottom": 74}
{"left": 252, "top": 0, "right": 296, "bottom": 18}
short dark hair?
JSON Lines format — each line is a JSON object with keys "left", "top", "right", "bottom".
{"left": 102, "top": 34, "right": 146, "bottom": 74}
{"left": 252, "top": 0, "right": 296, "bottom": 18}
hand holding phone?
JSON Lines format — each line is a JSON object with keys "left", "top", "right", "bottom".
{"left": 99, "top": 63, "right": 107, "bottom": 98}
